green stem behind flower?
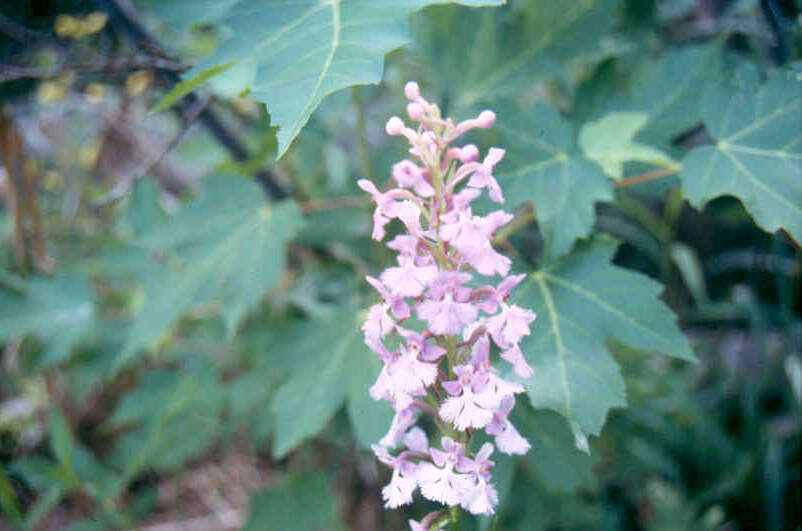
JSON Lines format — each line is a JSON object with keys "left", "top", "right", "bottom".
{"left": 352, "top": 87, "right": 373, "bottom": 183}
{"left": 449, "top": 505, "right": 462, "bottom": 531}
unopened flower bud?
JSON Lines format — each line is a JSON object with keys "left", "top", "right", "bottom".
{"left": 407, "top": 102, "right": 425, "bottom": 121}
{"left": 405, "top": 81, "right": 420, "bottom": 100}
{"left": 386, "top": 116, "right": 406, "bottom": 135}
{"left": 476, "top": 110, "right": 496, "bottom": 128}
{"left": 458, "top": 144, "right": 479, "bottom": 163}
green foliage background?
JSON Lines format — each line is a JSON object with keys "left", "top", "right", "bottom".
{"left": 0, "top": 0, "right": 800, "bottom": 529}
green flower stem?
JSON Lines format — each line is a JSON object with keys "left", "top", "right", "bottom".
{"left": 449, "top": 505, "right": 462, "bottom": 531}
{"left": 431, "top": 513, "right": 452, "bottom": 530}
{"left": 491, "top": 204, "right": 535, "bottom": 245}
{"left": 351, "top": 86, "right": 374, "bottom": 183}
{"left": 445, "top": 335, "right": 458, "bottom": 374}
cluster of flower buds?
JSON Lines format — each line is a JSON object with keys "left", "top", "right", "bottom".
{"left": 359, "top": 82, "right": 536, "bottom": 527}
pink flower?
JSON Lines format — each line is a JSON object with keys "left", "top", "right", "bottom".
{"left": 486, "top": 303, "right": 537, "bottom": 348}
{"left": 399, "top": 329, "right": 446, "bottom": 362}
{"left": 467, "top": 148, "right": 505, "bottom": 203}
{"left": 480, "top": 210, "right": 515, "bottom": 236}
{"left": 393, "top": 160, "right": 435, "bottom": 197}
{"left": 373, "top": 445, "right": 420, "bottom": 508}
{"left": 365, "top": 276, "right": 410, "bottom": 319}
{"left": 396, "top": 200, "right": 424, "bottom": 237}
{"left": 446, "top": 110, "right": 496, "bottom": 141}
{"left": 451, "top": 187, "right": 482, "bottom": 211}
{"left": 467, "top": 245, "right": 512, "bottom": 278}
{"left": 379, "top": 405, "right": 420, "bottom": 448}
{"left": 470, "top": 335, "right": 526, "bottom": 405}
{"left": 417, "top": 293, "right": 478, "bottom": 336}
{"left": 440, "top": 208, "right": 487, "bottom": 257}
{"left": 402, "top": 426, "right": 430, "bottom": 454}
{"left": 404, "top": 81, "right": 421, "bottom": 100}
{"left": 370, "top": 346, "right": 438, "bottom": 403}
{"left": 456, "top": 442, "right": 495, "bottom": 480}
{"left": 485, "top": 397, "right": 530, "bottom": 455}
{"left": 440, "top": 208, "right": 512, "bottom": 276}
{"left": 407, "top": 102, "right": 425, "bottom": 121}
{"left": 439, "top": 364, "right": 496, "bottom": 430}
{"left": 386, "top": 235, "right": 421, "bottom": 258}
{"left": 426, "top": 271, "right": 473, "bottom": 300}
{"left": 381, "top": 255, "right": 438, "bottom": 298}
{"left": 458, "top": 144, "right": 480, "bottom": 163}
{"left": 362, "top": 303, "right": 395, "bottom": 343}
{"left": 456, "top": 443, "right": 499, "bottom": 515}
{"left": 501, "top": 343, "right": 534, "bottom": 378}
{"left": 418, "top": 438, "right": 473, "bottom": 505}
{"left": 386, "top": 116, "right": 419, "bottom": 144}
{"left": 362, "top": 82, "right": 535, "bottom": 516}
{"left": 473, "top": 274, "right": 526, "bottom": 314}
{"left": 357, "top": 179, "right": 414, "bottom": 240}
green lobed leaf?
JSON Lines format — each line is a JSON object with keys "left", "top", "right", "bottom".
{"left": 225, "top": 364, "right": 285, "bottom": 444}
{"left": 347, "top": 342, "right": 394, "bottom": 448}
{"left": 412, "top": 0, "right": 621, "bottom": 111}
{"left": 18, "top": 415, "right": 120, "bottom": 503}
{"left": 0, "top": 463, "right": 23, "bottom": 524}
{"left": 24, "top": 486, "right": 65, "bottom": 530}
{"left": 629, "top": 44, "right": 723, "bottom": 147}
{"left": 0, "top": 273, "right": 95, "bottom": 366}
{"left": 143, "top": 0, "right": 241, "bottom": 29}
{"left": 513, "top": 405, "right": 597, "bottom": 492}
{"left": 165, "top": 0, "right": 504, "bottom": 158}
{"left": 49, "top": 407, "right": 76, "bottom": 479}
{"left": 578, "top": 111, "right": 676, "bottom": 180}
{"left": 514, "top": 239, "right": 694, "bottom": 444}
{"left": 270, "top": 308, "right": 391, "bottom": 458}
{"left": 119, "top": 175, "right": 304, "bottom": 367}
{"left": 476, "top": 433, "right": 517, "bottom": 530}
{"left": 680, "top": 71, "right": 802, "bottom": 242}
{"left": 120, "top": 177, "right": 167, "bottom": 239}
{"left": 243, "top": 473, "right": 344, "bottom": 531}
{"left": 494, "top": 102, "right": 612, "bottom": 260}
{"left": 9, "top": 457, "right": 65, "bottom": 492}
{"left": 108, "top": 368, "right": 226, "bottom": 473}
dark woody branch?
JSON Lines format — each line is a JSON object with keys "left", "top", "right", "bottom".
{"left": 92, "top": 0, "right": 288, "bottom": 200}
{"left": 0, "top": 56, "right": 189, "bottom": 83}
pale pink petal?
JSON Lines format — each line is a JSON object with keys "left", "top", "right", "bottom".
{"left": 379, "top": 406, "right": 419, "bottom": 448}
{"left": 461, "top": 479, "right": 498, "bottom": 515}
{"left": 417, "top": 293, "right": 477, "bottom": 336}
{"left": 417, "top": 463, "right": 472, "bottom": 506}
{"left": 362, "top": 303, "right": 394, "bottom": 343}
{"left": 382, "top": 469, "right": 417, "bottom": 508}
{"left": 495, "top": 419, "right": 530, "bottom": 455}
{"left": 500, "top": 343, "right": 534, "bottom": 378}
{"left": 440, "top": 391, "right": 494, "bottom": 430}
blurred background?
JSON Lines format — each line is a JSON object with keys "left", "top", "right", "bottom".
{"left": 0, "top": 0, "right": 800, "bottom": 530}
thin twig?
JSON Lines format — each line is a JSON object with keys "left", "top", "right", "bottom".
{"left": 142, "top": 96, "right": 212, "bottom": 178}
{"left": 95, "top": 0, "right": 287, "bottom": 200}
{"left": 0, "top": 108, "right": 28, "bottom": 271}
{"left": 300, "top": 195, "right": 368, "bottom": 214}
{"left": 21, "top": 151, "right": 48, "bottom": 272}
{"left": 138, "top": 510, "right": 243, "bottom": 531}
{"left": 352, "top": 86, "right": 374, "bottom": 183}
{"left": 0, "top": 13, "right": 54, "bottom": 44}
{"left": 614, "top": 167, "right": 680, "bottom": 188}
{"left": 94, "top": 96, "right": 213, "bottom": 205}
{"left": 0, "top": 56, "right": 189, "bottom": 83}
